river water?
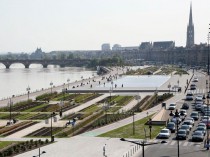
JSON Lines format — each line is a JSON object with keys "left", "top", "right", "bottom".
{"left": 0, "top": 64, "right": 97, "bottom": 99}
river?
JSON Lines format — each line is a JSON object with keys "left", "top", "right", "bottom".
{"left": 0, "top": 64, "right": 97, "bottom": 99}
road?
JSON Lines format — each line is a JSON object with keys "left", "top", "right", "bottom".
{"left": 140, "top": 70, "right": 210, "bottom": 157}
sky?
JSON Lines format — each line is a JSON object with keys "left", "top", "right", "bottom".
{"left": 0, "top": 0, "right": 209, "bottom": 53}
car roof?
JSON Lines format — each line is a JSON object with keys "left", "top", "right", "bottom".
{"left": 161, "top": 128, "right": 169, "bottom": 131}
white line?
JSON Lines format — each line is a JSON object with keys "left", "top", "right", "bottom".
{"left": 170, "top": 141, "right": 176, "bottom": 145}
{"left": 183, "top": 142, "right": 188, "bottom": 146}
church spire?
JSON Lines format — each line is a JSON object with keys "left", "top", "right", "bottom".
{"left": 186, "top": 2, "right": 194, "bottom": 48}
{"left": 189, "top": 2, "right": 193, "bottom": 26}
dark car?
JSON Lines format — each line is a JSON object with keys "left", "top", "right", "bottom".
{"left": 166, "top": 122, "right": 176, "bottom": 133}
{"left": 182, "top": 103, "right": 189, "bottom": 110}
{"left": 192, "top": 131, "right": 204, "bottom": 142}
{"left": 190, "top": 112, "right": 199, "bottom": 121}
{"left": 176, "top": 129, "right": 187, "bottom": 140}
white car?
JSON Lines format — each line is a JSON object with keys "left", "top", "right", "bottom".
{"left": 168, "top": 103, "right": 176, "bottom": 110}
{"left": 158, "top": 129, "right": 171, "bottom": 139}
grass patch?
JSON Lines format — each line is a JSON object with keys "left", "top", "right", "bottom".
{"left": 0, "top": 141, "right": 17, "bottom": 149}
{"left": 98, "top": 114, "right": 165, "bottom": 139}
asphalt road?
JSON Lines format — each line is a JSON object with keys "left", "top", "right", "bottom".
{"left": 141, "top": 70, "right": 210, "bottom": 157}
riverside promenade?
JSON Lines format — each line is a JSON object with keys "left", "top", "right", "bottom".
{"left": 0, "top": 67, "right": 194, "bottom": 157}
{"left": 1, "top": 71, "right": 194, "bottom": 157}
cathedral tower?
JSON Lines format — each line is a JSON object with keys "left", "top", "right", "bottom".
{"left": 186, "top": 3, "right": 194, "bottom": 48}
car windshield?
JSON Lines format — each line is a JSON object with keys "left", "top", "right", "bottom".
{"left": 187, "top": 93, "right": 193, "bottom": 96}
{"left": 178, "top": 130, "right": 186, "bottom": 134}
{"left": 191, "top": 113, "right": 198, "bottom": 116}
{"left": 193, "top": 132, "right": 202, "bottom": 136}
{"left": 160, "top": 130, "right": 168, "bottom": 133}
{"left": 197, "top": 127, "right": 204, "bottom": 130}
{"left": 167, "top": 123, "right": 174, "bottom": 127}
{"left": 183, "top": 121, "right": 190, "bottom": 125}
{"left": 170, "top": 104, "right": 175, "bottom": 106}
{"left": 181, "top": 125, "right": 189, "bottom": 129}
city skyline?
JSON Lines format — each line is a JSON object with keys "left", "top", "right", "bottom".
{"left": 0, "top": 0, "right": 209, "bottom": 53}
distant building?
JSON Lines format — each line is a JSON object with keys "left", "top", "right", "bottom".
{"left": 30, "top": 48, "right": 45, "bottom": 59}
{"left": 112, "top": 44, "right": 122, "bottom": 51}
{"left": 101, "top": 43, "right": 111, "bottom": 51}
{"left": 139, "top": 42, "right": 152, "bottom": 50}
{"left": 152, "top": 41, "right": 175, "bottom": 51}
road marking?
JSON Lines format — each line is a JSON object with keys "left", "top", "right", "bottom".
{"left": 170, "top": 141, "right": 176, "bottom": 145}
{"left": 183, "top": 142, "right": 188, "bottom": 146}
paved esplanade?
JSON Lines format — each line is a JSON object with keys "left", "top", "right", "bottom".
{"left": 11, "top": 71, "right": 193, "bottom": 157}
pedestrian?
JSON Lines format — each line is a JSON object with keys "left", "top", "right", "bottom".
{"left": 206, "top": 141, "right": 209, "bottom": 150}
{"left": 122, "top": 84, "right": 123, "bottom": 88}
{"left": 104, "top": 82, "right": 105, "bottom": 87}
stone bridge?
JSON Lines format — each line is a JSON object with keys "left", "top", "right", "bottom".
{"left": 0, "top": 59, "right": 91, "bottom": 69}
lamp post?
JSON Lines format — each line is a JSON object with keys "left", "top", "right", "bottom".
{"left": 111, "top": 80, "right": 113, "bottom": 90}
{"left": 50, "top": 81, "right": 53, "bottom": 94}
{"left": 26, "top": 86, "right": 30, "bottom": 101}
{"left": 175, "top": 109, "right": 180, "bottom": 157}
{"left": 50, "top": 112, "right": 56, "bottom": 142}
{"left": 32, "top": 147, "right": 46, "bottom": 157}
{"left": 7, "top": 98, "right": 13, "bottom": 123}
{"left": 120, "top": 138, "right": 164, "bottom": 157}
{"left": 81, "top": 76, "right": 83, "bottom": 85}
{"left": 168, "top": 83, "right": 171, "bottom": 93}
{"left": 103, "top": 101, "right": 109, "bottom": 124}
{"left": 67, "top": 78, "right": 70, "bottom": 89}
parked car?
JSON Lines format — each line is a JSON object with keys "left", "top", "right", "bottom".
{"left": 183, "top": 120, "right": 193, "bottom": 130}
{"left": 198, "top": 123, "right": 207, "bottom": 130}
{"left": 180, "top": 109, "right": 187, "bottom": 117}
{"left": 193, "top": 78, "right": 198, "bottom": 82}
{"left": 190, "top": 84, "right": 196, "bottom": 90}
{"left": 192, "top": 131, "right": 204, "bottom": 142}
{"left": 185, "top": 117, "right": 195, "bottom": 125}
{"left": 176, "top": 129, "right": 188, "bottom": 140}
{"left": 180, "top": 125, "right": 190, "bottom": 134}
{"left": 195, "top": 103, "right": 203, "bottom": 111}
{"left": 166, "top": 122, "right": 176, "bottom": 133}
{"left": 194, "top": 126, "right": 206, "bottom": 136}
{"left": 171, "top": 117, "right": 182, "bottom": 124}
{"left": 157, "top": 129, "right": 171, "bottom": 139}
{"left": 168, "top": 103, "right": 176, "bottom": 110}
{"left": 186, "top": 92, "right": 193, "bottom": 100}
{"left": 181, "top": 103, "right": 189, "bottom": 110}
{"left": 190, "top": 111, "right": 199, "bottom": 120}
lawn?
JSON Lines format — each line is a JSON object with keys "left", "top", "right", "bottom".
{"left": 0, "top": 141, "right": 17, "bottom": 149}
{"left": 98, "top": 115, "right": 165, "bottom": 139}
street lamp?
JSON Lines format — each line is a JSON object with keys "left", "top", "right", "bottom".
{"left": 175, "top": 109, "right": 180, "bottom": 157}
{"left": 50, "top": 81, "right": 53, "bottom": 94}
{"left": 50, "top": 112, "right": 56, "bottom": 142}
{"left": 120, "top": 138, "right": 164, "bottom": 157}
{"left": 111, "top": 79, "right": 114, "bottom": 90}
{"left": 26, "top": 86, "right": 30, "bottom": 101}
{"left": 109, "top": 87, "right": 112, "bottom": 103}
{"left": 103, "top": 101, "right": 109, "bottom": 124}
{"left": 7, "top": 98, "right": 13, "bottom": 123}
{"left": 67, "top": 78, "right": 70, "bottom": 89}
{"left": 32, "top": 147, "right": 46, "bottom": 157}
{"left": 81, "top": 76, "right": 83, "bottom": 85}
{"left": 168, "top": 83, "right": 171, "bottom": 93}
